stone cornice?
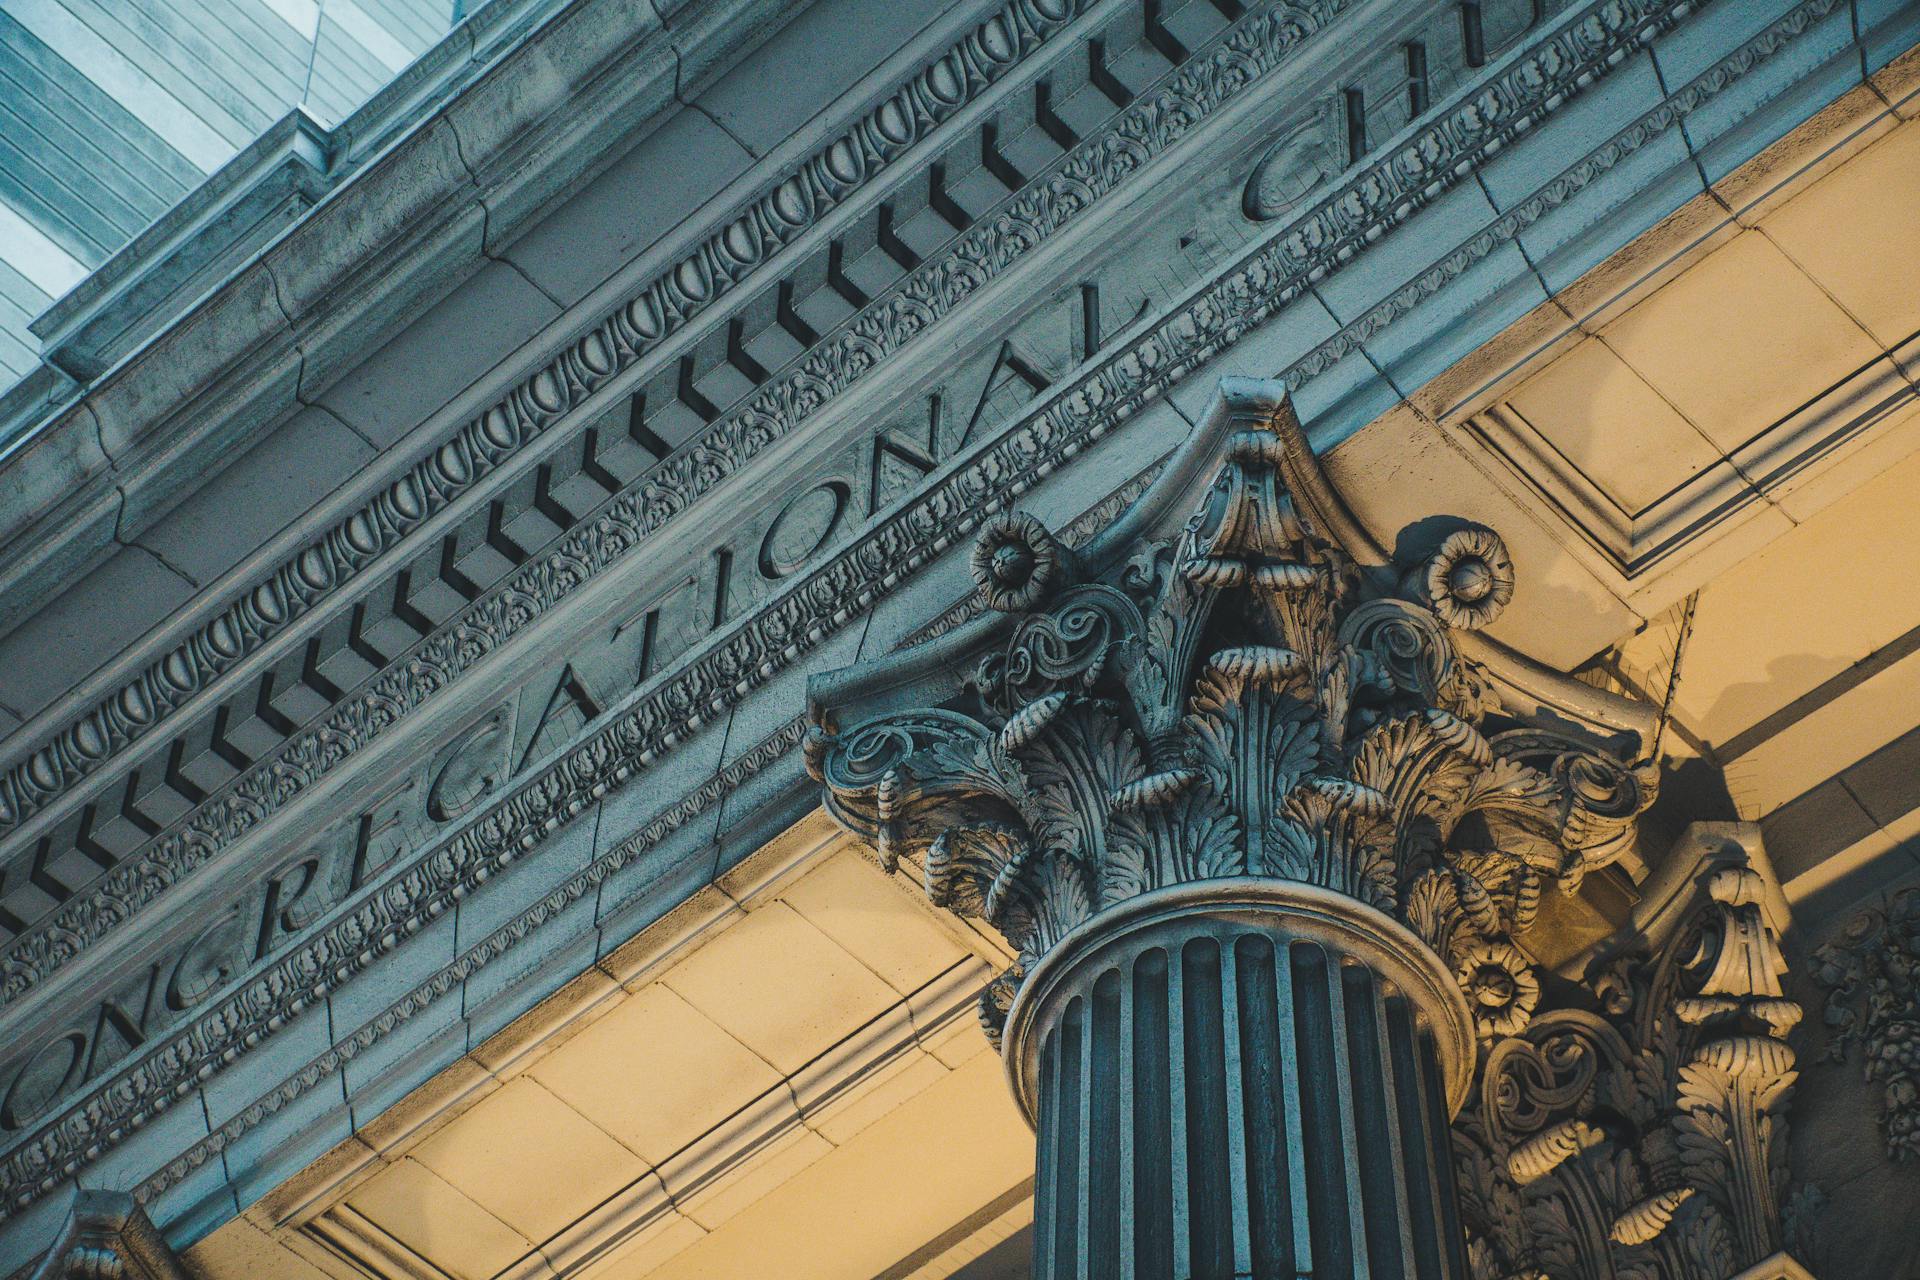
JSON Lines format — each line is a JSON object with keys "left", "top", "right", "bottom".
{"left": 0, "top": 0, "right": 1839, "bottom": 1224}
{"left": 0, "top": 0, "right": 748, "bottom": 615}
{"left": 0, "top": 0, "right": 1358, "bottom": 1005}
{"left": 0, "top": 0, "right": 1106, "bottom": 844}
{"left": 20, "top": 0, "right": 562, "bottom": 386}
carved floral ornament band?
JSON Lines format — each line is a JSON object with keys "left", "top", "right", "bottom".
{"left": 806, "top": 382, "right": 1811, "bottom": 1278}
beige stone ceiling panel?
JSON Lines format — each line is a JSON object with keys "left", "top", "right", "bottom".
{"left": 405, "top": 1077, "right": 651, "bottom": 1245}
{"left": 1435, "top": 93, "right": 1920, "bottom": 637}
{"left": 525, "top": 983, "right": 783, "bottom": 1166}
{"left": 804, "top": 1042, "right": 951, "bottom": 1147}
{"left": 1503, "top": 336, "right": 1722, "bottom": 514}
{"left": 896, "top": 1196, "right": 1034, "bottom": 1280}
{"left": 204, "top": 821, "right": 1027, "bottom": 1280}
{"left": 1596, "top": 231, "right": 1883, "bottom": 452}
{"left": 185, "top": 1214, "right": 341, "bottom": 1280}
{"left": 672, "top": 1121, "right": 835, "bottom": 1231}
{"left": 776, "top": 850, "right": 973, "bottom": 995}
{"left": 1759, "top": 117, "right": 1920, "bottom": 350}
{"left": 1727, "top": 648, "right": 1920, "bottom": 826}
{"left": 635, "top": 1053, "right": 1030, "bottom": 1280}
{"left": 658, "top": 899, "right": 904, "bottom": 1076}
{"left": 1607, "top": 444, "right": 1920, "bottom": 818}
{"left": 1764, "top": 390, "right": 1920, "bottom": 526}
{"left": 343, "top": 1156, "right": 533, "bottom": 1280}
{"left": 1653, "top": 445, "right": 1920, "bottom": 743}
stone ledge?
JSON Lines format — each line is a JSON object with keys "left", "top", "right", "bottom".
{"left": 0, "top": 0, "right": 816, "bottom": 638}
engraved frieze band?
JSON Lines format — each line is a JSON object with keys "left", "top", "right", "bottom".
{"left": 0, "top": 0, "right": 1707, "bottom": 1013}
{"left": 0, "top": 0, "right": 1107, "bottom": 844}
{"left": 0, "top": 0, "right": 1354, "bottom": 1005}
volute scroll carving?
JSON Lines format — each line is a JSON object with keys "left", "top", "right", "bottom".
{"left": 805, "top": 382, "right": 1657, "bottom": 1053}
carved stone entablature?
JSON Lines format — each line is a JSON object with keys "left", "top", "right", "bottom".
{"left": 29, "top": 1191, "right": 188, "bottom": 1280}
{"left": 1454, "top": 825, "right": 1808, "bottom": 1280}
{"left": 0, "top": 0, "right": 1721, "bottom": 1026}
{"left": 1814, "top": 885, "right": 1920, "bottom": 1161}
{"left": 0, "top": 0, "right": 1864, "bottom": 1245}
{"left": 806, "top": 381, "right": 1657, "bottom": 1053}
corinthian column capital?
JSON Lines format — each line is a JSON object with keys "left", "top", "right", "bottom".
{"left": 806, "top": 381, "right": 1656, "bottom": 1062}
{"left": 802, "top": 379, "right": 1689, "bottom": 1280}
{"left": 805, "top": 380, "right": 1815, "bottom": 1280}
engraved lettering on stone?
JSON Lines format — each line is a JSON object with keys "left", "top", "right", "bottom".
{"left": 1242, "top": 96, "right": 1342, "bottom": 220}
{"left": 0, "top": 0, "right": 1359, "bottom": 996}
{"left": 423, "top": 709, "right": 512, "bottom": 824}
{"left": 517, "top": 666, "right": 604, "bottom": 774}
{"left": 759, "top": 481, "right": 852, "bottom": 580}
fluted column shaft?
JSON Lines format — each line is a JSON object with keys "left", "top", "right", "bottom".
{"left": 1007, "top": 885, "right": 1472, "bottom": 1280}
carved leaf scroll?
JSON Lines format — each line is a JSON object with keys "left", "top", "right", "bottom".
{"left": 807, "top": 388, "right": 1812, "bottom": 1280}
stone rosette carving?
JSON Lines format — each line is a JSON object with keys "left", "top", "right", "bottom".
{"left": 1454, "top": 843, "right": 1807, "bottom": 1280}
{"left": 806, "top": 388, "right": 1655, "bottom": 1050}
{"left": 1419, "top": 527, "right": 1516, "bottom": 631}
{"left": 1814, "top": 884, "right": 1920, "bottom": 1160}
{"left": 969, "top": 511, "right": 1078, "bottom": 613}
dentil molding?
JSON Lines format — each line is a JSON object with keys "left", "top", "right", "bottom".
{"left": 0, "top": 0, "right": 1354, "bottom": 1003}
{"left": 0, "top": 0, "right": 1114, "bottom": 839}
